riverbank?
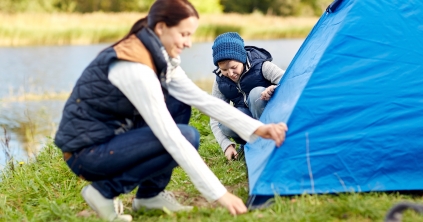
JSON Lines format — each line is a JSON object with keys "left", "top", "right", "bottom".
{"left": 1, "top": 108, "right": 422, "bottom": 221}
{"left": 0, "top": 12, "right": 317, "bottom": 46}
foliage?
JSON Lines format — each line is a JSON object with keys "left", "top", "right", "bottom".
{"left": 0, "top": 0, "right": 76, "bottom": 13}
{"left": 190, "top": 0, "right": 223, "bottom": 14}
{"left": 72, "top": 0, "right": 143, "bottom": 13}
{"left": 300, "top": 0, "right": 334, "bottom": 16}
{"left": 220, "top": 0, "right": 334, "bottom": 16}
{"left": 272, "top": 0, "right": 302, "bottom": 16}
{"left": 0, "top": 0, "right": 138, "bottom": 13}
{"left": 0, "top": 0, "right": 332, "bottom": 16}
{"left": 0, "top": 0, "right": 222, "bottom": 14}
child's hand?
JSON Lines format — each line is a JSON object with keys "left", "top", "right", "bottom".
{"left": 224, "top": 145, "right": 237, "bottom": 160}
{"left": 260, "top": 85, "right": 278, "bottom": 101}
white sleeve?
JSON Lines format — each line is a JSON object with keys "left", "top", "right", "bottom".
{"left": 262, "top": 61, "right": 285, "bottom": 84}
{"left": 108, "top": 61, "right": 226, "bottom": 201}
{"left": 167, "top": 66, "right": 263, "bottom": 143}
{"left": 209, "top": 80, "right": 236, "bottom": 152}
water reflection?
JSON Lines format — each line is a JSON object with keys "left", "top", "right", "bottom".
{"left": 0, "top": 101, "right": 61, "bottom": 168}
{"left": 0, "top": 39, "right": 303, "bottom": 167}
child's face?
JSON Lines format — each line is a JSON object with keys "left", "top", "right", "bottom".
{"left": 218, "top": 60, "right": 244, "bottom": 82}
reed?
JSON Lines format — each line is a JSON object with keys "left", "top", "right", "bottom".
{"left": 0, "top": 12, "right": 136, "bottom": 46}
{"left": 1, "top": 106, "right": 57, "bottom": 157}
{"left": 0, "top": 12, "right": 318, "bottom": 46}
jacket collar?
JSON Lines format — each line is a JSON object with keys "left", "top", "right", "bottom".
{"left": 136, "top": 27, "right": 181, "bottom": 91}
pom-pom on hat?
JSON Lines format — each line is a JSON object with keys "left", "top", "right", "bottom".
{"left": 212, "top": 32, "right": 247, "bottom": 66}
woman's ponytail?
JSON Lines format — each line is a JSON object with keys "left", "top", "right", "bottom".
{"left": 110, "top": 16, "right": 148, "bottom": 47}
{"left": 128, "top": 17, "right": 148, "bottom": 36}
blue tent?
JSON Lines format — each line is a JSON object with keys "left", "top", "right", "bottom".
{"left": 245, "top": 0, "right": 423, "bottom": 207}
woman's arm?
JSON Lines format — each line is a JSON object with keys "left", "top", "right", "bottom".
{"left": 108, "top": 61, "right": 227, "bottom": 202}
{"left": 209, "top": 80, "right": 236, "bottom": 152}
{"left": 167, "top": 66, "right": 263, "bottom": 144}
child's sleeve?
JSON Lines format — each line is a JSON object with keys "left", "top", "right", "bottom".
{"left": 210, "top": 80, "right": 236, "bottom": 152}
{"left": 262, "top": 61, "right": 285, "bottom": 84}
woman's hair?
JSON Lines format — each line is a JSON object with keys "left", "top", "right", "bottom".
{"left": 114, "top": 0, "right": 199, "bottom": 46}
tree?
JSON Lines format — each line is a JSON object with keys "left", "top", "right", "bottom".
{"left": 73, "top": 0, "right": 142, "bottom": 13}
{"left": 220, "top": 0, "right": 256, "bottom": 14}
{"left": 190, "top": 0, "right": 223, "bottom": 14}
{"left": 0, "top": 0, "right": 72, "bottom": 13}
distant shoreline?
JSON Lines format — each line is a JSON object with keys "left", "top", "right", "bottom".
{"left": 0, "top": 12, "right": 318, "bottom": 47}
{"left": 0, "top": 79, "right": 215, "bottom": 102}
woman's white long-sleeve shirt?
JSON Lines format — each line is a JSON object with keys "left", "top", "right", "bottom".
{"left": 108, "top": 60, "right": 263, "bottom": 202}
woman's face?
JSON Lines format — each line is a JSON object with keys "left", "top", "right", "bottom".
{"left": 154, "top": 16, "right": 199, "bottom": 58}
{"left": 218, "top": 60, "right": 244, "bottom": 82}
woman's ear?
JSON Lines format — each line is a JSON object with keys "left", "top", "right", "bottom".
{"left": 154, "top": 22, "right": 166, "bottom": 37}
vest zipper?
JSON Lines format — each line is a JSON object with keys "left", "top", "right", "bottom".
{"left": 236, "top": 69, "right": 248, "bottom": 108}
{"left": 236, "top": 86, "right": 248, "bottom": 108}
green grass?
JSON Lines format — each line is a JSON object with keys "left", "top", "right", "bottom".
{"left": 1, "top": 108, "right": 422, "bottom": 221}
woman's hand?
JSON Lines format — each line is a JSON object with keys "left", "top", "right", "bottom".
{"left": 217, "top": 192, "right": 248, "bottom": 215}
{"left": 224, "top": 145, "right": 237, "bottom": 160}
{"left": 254, "top": 123, "right": 288, "bottom": 147}
{"left": 260, "top": 85, "right": 278, "bottom": 101}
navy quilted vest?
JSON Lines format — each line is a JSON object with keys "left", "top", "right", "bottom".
{"left": 55, "top": 28, "right": 167, "bottom": 152}
{"left": 214, "top": 46, "right": 272, "bottom": 108}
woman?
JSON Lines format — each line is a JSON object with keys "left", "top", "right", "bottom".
{"left": 54, "top": 0, "right": 288, "bottom": 221}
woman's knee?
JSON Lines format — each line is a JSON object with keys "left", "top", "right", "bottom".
{"left": 178, "top": 125, "right": 200, "bottom": 150}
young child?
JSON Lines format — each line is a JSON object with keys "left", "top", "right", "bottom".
{"left": 210, "top": 32, "right": 285, "bottom": 160}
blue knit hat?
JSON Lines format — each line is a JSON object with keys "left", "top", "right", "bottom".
{"left": 212, "top": 32, "right": 247, "bottom": 66}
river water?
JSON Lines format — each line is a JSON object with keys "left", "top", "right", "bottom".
{"left": 0, "top": 39, "right": 304, "bottom": 167}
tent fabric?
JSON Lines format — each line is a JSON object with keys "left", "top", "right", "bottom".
{"left": 245, "top": 0, "right": 423, "bottom": 206}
